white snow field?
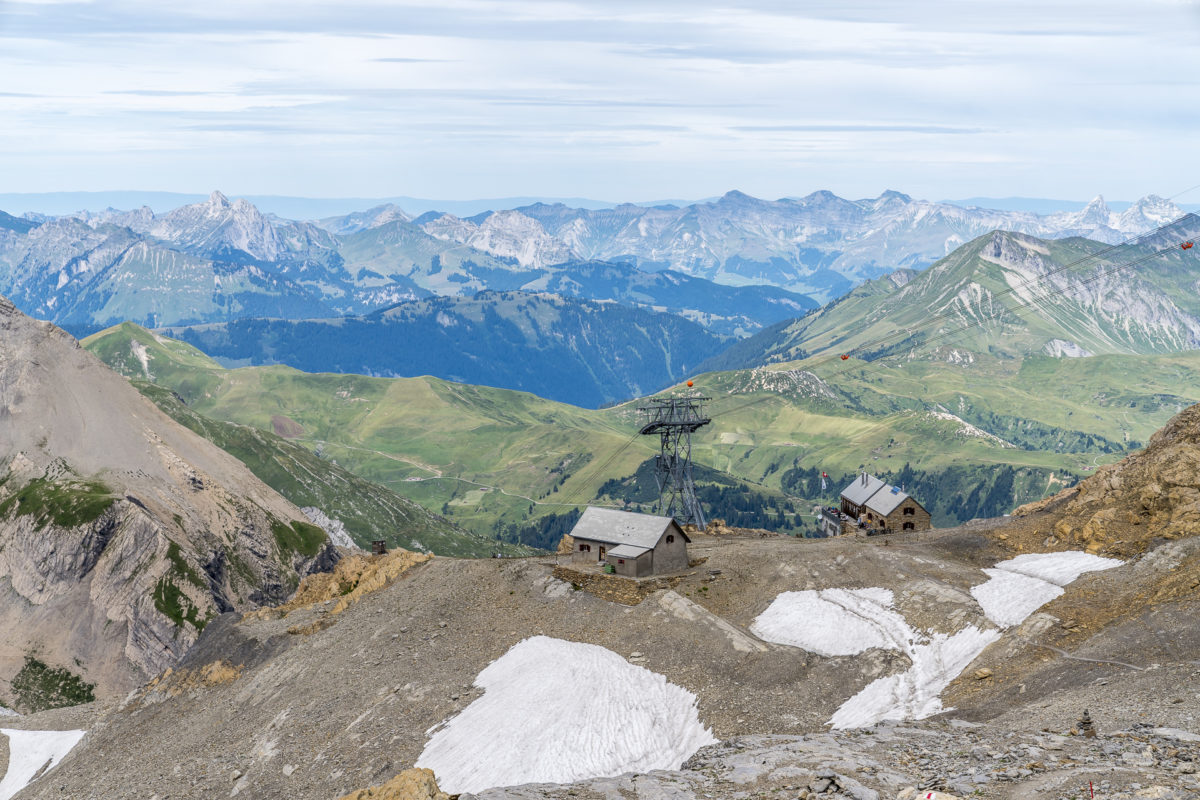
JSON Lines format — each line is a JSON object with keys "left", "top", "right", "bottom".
{"left": 749, "top": 588, "right": 913, "bottom": 656}
{"left": 751, "top": 551, "right": 1124, "bottom": 729}
{"left": 970, "top": 552, "right": 1124, "bottom": 628}
{"left": 828, "top": 625, "right": 1000, "bottom": 729}
{"left": 0, "top": 728, "right": 86, "bottom": 800}
{"left": 417, "top": 636, "right": 717, "bottom": 794}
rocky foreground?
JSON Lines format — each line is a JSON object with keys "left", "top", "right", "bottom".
{"left": 3, "top": 404, "right": 1199, "bottom": 799}
{"left": 474, "top": 721, "right": 1200, "bottom": 800}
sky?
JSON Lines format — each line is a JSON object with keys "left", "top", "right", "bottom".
{"left": 2, "top": 0, "right": 1199, "bottom": 203}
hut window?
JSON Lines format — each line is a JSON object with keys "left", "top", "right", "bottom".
{"left": 579, "top": 544, "right": 591, "bottom": 552}
{"left": 666, "top": 534, "right": 675, "bottom": 543}
{"left": 903, "top": 507, "right": 915, "bottom": 516}
{"left": 903, "top": 522, "right": 915, "bottom": 530}
{"left": 618, "top": 559, "right": 625, "bottom": 564}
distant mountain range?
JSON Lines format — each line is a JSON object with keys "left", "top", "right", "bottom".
{"left": 0, "top": 189, "right": 1189, "bottom": 338}
{"left": 160, "top": 292, "right": 732, "bottom": 408}
{"left": 0, "top": 191, "right": 813, "bottom": 336}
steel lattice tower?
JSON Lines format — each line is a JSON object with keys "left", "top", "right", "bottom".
{"left": 637, "top": 396, "right": 711, "bottom": 530}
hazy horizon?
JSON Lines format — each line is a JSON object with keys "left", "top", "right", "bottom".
{"left": 5, "top": 188, "right": 1198, "bottom": 220}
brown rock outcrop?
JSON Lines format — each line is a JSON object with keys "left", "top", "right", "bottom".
{"left": 336, "top": 768, "right": 450, "bottom": 800}
{"left": 1015, "top": 402, "right": 1200, "bottom": 556}
{"left": 245, "top": 547, "right": 433, "bottom": 623}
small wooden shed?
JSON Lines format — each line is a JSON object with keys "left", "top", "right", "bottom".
{"left": 568, "top": 507, "right": 691, "bottom": 577}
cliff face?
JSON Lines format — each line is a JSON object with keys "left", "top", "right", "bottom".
{"left": 1016, "top": 401, "right": 1200, "bottom": 556}
{"left": 0, "top": 296, "right": 336, "bottom": 706}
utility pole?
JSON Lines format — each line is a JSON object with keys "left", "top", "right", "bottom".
{"left": 637, "top": 396, "right": 711, "bottom": 530}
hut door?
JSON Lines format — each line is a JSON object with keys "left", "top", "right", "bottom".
{"left": 598, "top": 546, "right": 606, "bottom": 561}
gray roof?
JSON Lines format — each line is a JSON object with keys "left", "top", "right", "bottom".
{"left": 607, "top": 544, "right": 650, "bottom": 559}
{"left": 840, "top": 474, "right": 888, "bottom": 507}
{"left": 570, "top": 507, "right": 686, "bottom": 549}
{"left": 865, "top": 485, "right": 910, "bottom": 516}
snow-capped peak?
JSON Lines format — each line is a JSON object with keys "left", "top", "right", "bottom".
{"left": 150, "top": 191, "right": 282, "bottom": 261}
{"left": 1117, "top": 194, "right": 1184, "bottom": 231}
{"left": 1077, "top": 194, "right": 1110, "bottom": 226}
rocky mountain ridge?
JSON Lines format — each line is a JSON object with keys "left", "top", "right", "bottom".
{"left": 0, "top": 296, "right": 337, "bottom": 705}
{"left": 1, "top": 190, "right": 1186, "bottom": 335}
{"left": 703, "top": 217, "right": 1200, "bottom": 372}
{"left": 468, "top": 190, "right": 1188, "bottom": 300}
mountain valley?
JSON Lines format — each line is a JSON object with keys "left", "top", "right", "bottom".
{"left": 1, "top": 187, "right": 1198, "bottom": 800}
{"left": 80, "top": 314, "right": 1200, "bottom": 544}
{"left": 157, "top": 291, "right": 732, "bottom": 408}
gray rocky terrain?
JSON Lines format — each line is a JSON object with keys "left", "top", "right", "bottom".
{"left": 4, "top": 508, "right": 1194, "bottom": 799}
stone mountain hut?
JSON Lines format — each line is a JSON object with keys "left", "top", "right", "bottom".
{"left": 834, "top": 472, "right": 931, "bottom": 535}
{"left": 568, "top": 507, "right": 691, "bottom": 577}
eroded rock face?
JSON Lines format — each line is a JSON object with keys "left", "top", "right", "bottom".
{"left": 1017, "top": 402, "right": 1200, "bottom": 554}
{"left": 0, "top": 295, "right": 336, "bottom": 704}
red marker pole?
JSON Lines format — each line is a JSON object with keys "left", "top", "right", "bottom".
{"left": 1090, "top": 781, "right": 1094, "bottom": 798}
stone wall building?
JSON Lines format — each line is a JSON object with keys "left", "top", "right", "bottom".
{"left": 838, "top": 473, "right": 932, "bottom": 535}
{"left": 568, "top": 507, "right": 691, "bottom": 577}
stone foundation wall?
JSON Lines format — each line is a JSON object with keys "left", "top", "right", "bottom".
{"left": 551, "top": 565, "right": 683, "bottom": 606}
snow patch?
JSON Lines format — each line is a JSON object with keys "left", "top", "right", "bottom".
{"left": 751, "top": 587, "right": 999, "bottom": 728}
{"left": 0, "top": 729, "right": 86, "bottom": 800}
{"left": 829, "top": 626, "right": 1001, "bottom": 729}
{"left": 1043, "top": 338, "right": 1094, "bottom": 358}
{"left": 970, "top": 569, "right": 1063, "bottom": 628}
{"left": 970, "top": 551, "right": 1123, "bottom": 628}
{"left": 129, "top": 339, "right": 152, "bottom": 379}
{"left": 750, "top": 588, "right": 911, "bottom": 656}
{"left": 0, "top": 706, "right": 15, "bottom": 717}
{"left": 416, "top": 636, "right": 716, "bottom": 794}
{"left": 750, "top": 551, "right": 1122, "bottom": 729}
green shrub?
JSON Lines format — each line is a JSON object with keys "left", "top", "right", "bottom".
{"left": 0, "top": 477, "right": 113, "bottom": 530}
{"left": 11, "top": 655, "right": 95, "bottom": 712}
{"left": 271, "top": 518, "right": 327, "bottom": 558}
{"left": 153, "top": 575, "right": 209, "bottom": 632}
{"left": 153, "top": 542, "right": 211, "bottom": 632}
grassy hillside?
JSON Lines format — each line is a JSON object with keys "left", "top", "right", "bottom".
{"left": 84, "top": 323, "right": 652, "bottom": 540}
{"left": 82, "top": 324, "right": 534, "bottom": 555}
{"left": 706, "top": 220, "right": 1200, "bottom": 372}
{"left": 132, "top": 382, "right": 524, "bottom": 556}
{"left": 83, "top": 323, "right": 1200, "bottom": 540}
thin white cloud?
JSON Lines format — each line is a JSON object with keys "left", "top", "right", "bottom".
{"left": 0, "top": 0, "right": 1197, "bottom": 200}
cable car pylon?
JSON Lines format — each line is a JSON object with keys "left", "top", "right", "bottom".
{"left": 637, "top": 393, "right": 711, "bottom": 530}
